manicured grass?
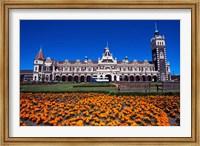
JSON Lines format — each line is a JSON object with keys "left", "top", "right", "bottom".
{"left": 20, "top": 82, "right": 180, "bottom": 96}
{"left": 73, "top": 83, "right": 115, "bottom": 87}
{"left": 20, "top": 83, "right": 117, "bottom": 92}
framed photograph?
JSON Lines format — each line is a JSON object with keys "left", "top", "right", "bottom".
{"left": 1, "top": 0, "right": 199, "bottom": 145}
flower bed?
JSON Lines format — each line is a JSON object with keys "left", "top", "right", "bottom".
{"left": 20, "top": 93, "right": 180, "bottom": 126}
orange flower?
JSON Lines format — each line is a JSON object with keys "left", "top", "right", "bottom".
{"left": 20, "top": 93, "right": 179, "bottom": 126}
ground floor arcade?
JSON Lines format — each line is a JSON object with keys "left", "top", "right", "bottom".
{"left": 38, "top": 74, "right": 159, "bottom": 82}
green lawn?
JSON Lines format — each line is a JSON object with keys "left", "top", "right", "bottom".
{"left": 20, "top": 83, "right": 117, "bottom": 92}
{"left": 20, "top": 82, "right": 179, "bottom": 95}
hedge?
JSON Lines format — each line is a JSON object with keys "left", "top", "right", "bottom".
{"left": 20, "top": 90, "right": 180, "bottom": 96}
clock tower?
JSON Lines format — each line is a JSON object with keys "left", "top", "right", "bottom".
{"left": 151, "top": 23, "right": 168, "bottom": 81}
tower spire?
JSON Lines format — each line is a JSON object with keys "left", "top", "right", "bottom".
{"left": 107, "top": 41, "right": 109, "bottom": 48}
{"left": 35, "top": 46, "right": 44, "bottom": 60}
{"left": 155, "top": 22, "right": 158, "bottom": 31}
{"left": 154, "top": 22, "right": 159, "bottom": 35}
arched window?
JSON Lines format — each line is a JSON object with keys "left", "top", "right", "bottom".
{"left": 105, "top": 67, "right": 110, "bottom": 70}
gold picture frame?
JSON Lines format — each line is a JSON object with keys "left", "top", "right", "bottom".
{"left": 0, "top": 0, "right": 199, "bottom": 145}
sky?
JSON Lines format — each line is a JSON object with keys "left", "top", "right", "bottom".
{"left": 20, "top": 20, "right": 180, "bottom": 74}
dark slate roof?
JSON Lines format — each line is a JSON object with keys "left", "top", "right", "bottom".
{"left": 20, "top": 70, "right": 33, "bottom": 73}
{"left": 101, "top": 59, "right": 114, "bottom": 62}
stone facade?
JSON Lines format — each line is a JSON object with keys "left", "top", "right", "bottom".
{"left": 33, "top": 28, "right": 171, "bottom": 82}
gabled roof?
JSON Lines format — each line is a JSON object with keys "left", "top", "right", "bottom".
{"left": 35, "top": 48, "right": 44, "bottom": 60}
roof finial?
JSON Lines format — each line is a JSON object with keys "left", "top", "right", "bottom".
{"left": 107, "top": 41, "right": 108, "bottom": 48}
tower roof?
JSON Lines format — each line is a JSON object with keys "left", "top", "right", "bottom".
{"left": 35, "top": 48, "right": 44, "bottom": 60}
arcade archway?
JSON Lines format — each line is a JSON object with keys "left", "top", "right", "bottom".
{"left": 136, "top": 75, "right": 140, "bottom": 81}
{"left": 68, "top": 76, "right": 73, "bottom": 82}
{"left": 153, "top": 75, "right": 158, "bottom": 82}
{"left": 55, "top": 75, "right": 60, "bottom": 81}
{"left": 86, "top": 76, "right": 91, "bottom": 82}
{"left": 124, "top": 75, "right": 128, "bottom": 81}
{"left": 105, "top": 74, "right": 112, "bottom": 82}
{"left": 130, "top": 75, "right": 134, "bottom": 82}
{"left": 80, "top": 76, "right": 85, "bottom": 82}
{"left": 74, "top": 76, "right": 79, "bottom": 82}
{"left": 142, "top": 75, "right": 146, "bottom": 81}
{"left": 147, "top": 75, "right": 152, "bottom": 81}
{"left": 62, "top": 76, "right": 66, "bottom": 82}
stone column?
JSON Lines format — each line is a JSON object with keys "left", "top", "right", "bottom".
{"left": 140, "top": 76, "right": 143, "bottom": 81}
{"left": 111, "top": 75, "right": 114, "bottom": 82}
{"left": 84, "top": 76, "right": 87, "bottom": 82}
{"left": 44, "top": 74, "right": 46, "bottom": 82}
{"left": 78, "top": 76, "right": 80, "bottom": 82}
{"left": 52, "top": 73, "right": 54, "bottom": 81}
{"left": 116, "top": 75, "right": 120, "bottom": 82}
{"left": 66, "top": 76, "right": 68, "bottom": 82}
{"left": 145, "top": 76, "right": 148, "bottom": 82}
{"left": 36, "top": 74, "right": 38, "bottom": 81}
